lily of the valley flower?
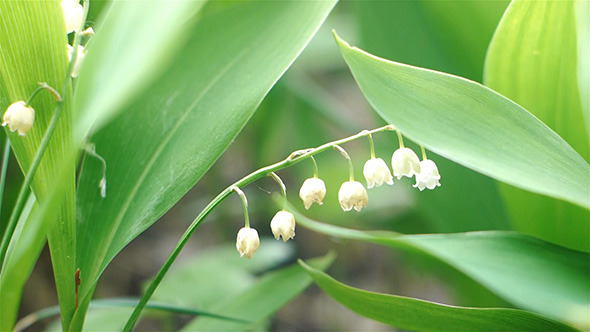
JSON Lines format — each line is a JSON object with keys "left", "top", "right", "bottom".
{"left": 391, "top": 147, "right": 421, "bottom": 179}
{"left": 2, "top": 101, "right": 35, "bottom": 136}
{"left": 363, "top": 158, "right": 394, "bottom": 189}
{"left": 270, "top": 210, "right": 295, "bottom": 242}
{"left": 413, "top": 159, "right": 441, "bottom": 191}
{"left": 338, "top": 181, "right": 369, "bottom": 212}
{"left": 299, "top": 177, "right": 326, "bottom": 209}
{"left": 67, "top": 44, "right": 86, "bottom": 78}
{"left": 236, "top": 227, "right": 259, "bottom": 259}
{"left": 61, "top": 0, "right": 83, "bottom": 33}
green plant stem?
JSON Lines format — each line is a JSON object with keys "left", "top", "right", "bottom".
{"left": 0, "top": 139, "right": 10, "bottom": 220}
{"left": 310, "top": 155, "right": 319, "bottom": 178}
{"left": 333, "top": 145, "right": 354, "bottom": 181}
{"left": 420, "top": 145, "right": 427, "bottom": 161}
{"left": 231, "top": 186, "right": 250, "bottom": 228}
{"left": 367, "top": 132, "right": 375, "bottom": 159}
{"left": 396, "top": 129, "right": 404, "bottom": 148}
{"left": 268, "top": 172, "right": 287, "bottom": 209}
{"left": 122, "top": 125, "right": 394, "bottom": 331}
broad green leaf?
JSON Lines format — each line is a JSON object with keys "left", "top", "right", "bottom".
{"left": 73, "top": 0, "right": 205, "bottom": 143}
{"left": 0, "top": 1, "right": 76, "bottom": 328}
{"left": 181, "top": 253, "right": 334, "bottom": 331}
{"left": 73, "top": 0, "right": 336, "bottom": 324}
{"left": 355, "top": 1, "right": 510, "bottom": 233}
{"left": 287, "top": 203, "right": 590, "bottom": 329}
{"left": 334, "top": 32, "right": 590, "bottom": 209}
{"left": 299, "top": 260, "right": 577, "bottom": 332}
{"left": 484, "top": 1, "right": 590, "bottom": 251}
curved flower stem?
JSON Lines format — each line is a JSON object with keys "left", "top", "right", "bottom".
{"left": 0, "top": 139, "right": 10, "bottom": 219}
{"left": 420, "top": 145, "right": 427, "bottom": 161}
{"left": 231, "top": 186, "right": 250, "bottom": 228}
{"left": 395, "top": 129, "right": 405, "bottom": 148}
{"left": 268, "top": 172, "right": 287, "bottom": 209}
{"left": 334, "top": 145, "right": 354, "bottom": 181}
{"left": 122, "top": 124, "right": 394, "bottom": 331}
{"left": 367, "top": 132, "right": 375, "bottom": 159}
{"left": 310, "top": 155, "right": 319, "bottom": 178}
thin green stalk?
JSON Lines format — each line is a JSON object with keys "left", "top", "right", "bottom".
{"left": 0, "top": 139, "right": 10, "bottom": 219}
{"left": 420, "top": 145, "right": 427, "bottom": 161}
{"left": 231, "top": 186, "right": 250, "bottom": 228}
{"left": 333, "top": 145, "right": 354, "bottom": 181}
{"left": 367, "top": 133, "right": 375, "bottom": 159}
{"left": 0, "top": 94, "right": 64, "bottom": 268}
{"left": 268, "top": 172, "right": 287, "bottom": 209}
{"left": 122, "top": 125, "right": 394, "bottom": 331}
{"left": 310, "top": 155, "right": 319, "bottom": 178}
{"left": 396, "top": 129, "right": 404, "bottom": 148}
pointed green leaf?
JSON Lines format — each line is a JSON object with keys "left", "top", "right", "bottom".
{"left": 484, "top": 1, "right": 589, "bottom": 251}
{"left": 299, "top": 260, "right": 576, "bottom": 332}
{"left": 73, "top": 0, "right": 206, "bottom": 143}
{"left": 74, "top": 0, "right": 336, "bottom": 320}
{"left": 287, "top": 203, "right": 590, "bottom": 329}
{"left": 333, "top": 32, "right": 590, "bottom": 209}
{"left": 0, "top": 1, "right": 76, "bottom": 328}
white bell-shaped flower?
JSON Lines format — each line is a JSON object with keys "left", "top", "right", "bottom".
{"left": 2, "top": 101, "right": 35, "bottom": 136}
{"left": 270, "top": 210, "right": 295, "bottom": 242}
{"left": 338, "top": 181, "right": 369, "bottom": 212}
{"left": 299, "top": 177, "right": 326, "bottom": 210}
{"left": 413, "top": 159, "right": 441, "bottom": 191}
{"left": 236, "top": 227, "right": 259, "bottom": 259}
{"left": 363, "top": 158, "right": 394, "bottom": 189}
{"left": 67, "top": 44, "right": 86, "bottom": 78}
{"left": 391, "top": 147, "right": 421, "bottom": 179}
{"left": 61, "top": 0, "right": 83, "bottom": 33}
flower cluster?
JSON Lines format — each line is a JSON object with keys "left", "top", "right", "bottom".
{"left": 233, "top": 128, "right": 441, "bottom": 259}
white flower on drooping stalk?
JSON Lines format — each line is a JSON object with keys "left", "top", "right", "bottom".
{"left": 2, "top": 101, "right": 35, "bottom": 136}
{"left": 413, "top": 159, "right": 441, "bottom": 191}
{"left": 338, "top": 181, "right": 369, "bottom": 212}
{"left": 61, "top": 0, "right": 83, "bottom": 33}
{"left": 299, "top": 177, "right": 326, "bottom": 209}
{"left": 67, "top": 44, "right": 86, "bottom": 78}
{"left": 363, "top": 158, "right": 394, "bottom": 189}
{"left": 236, "top": 227, "right": 259, "bottom": 259}
{"left": 391, "top": 147, "right": 421, "bottom": 179}
{"left": 270, "top": 210, "right": 296, "bottom": 242}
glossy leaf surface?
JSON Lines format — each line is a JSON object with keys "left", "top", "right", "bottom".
{"left": 334, "top": 32, "right": 590, "bottom": 209}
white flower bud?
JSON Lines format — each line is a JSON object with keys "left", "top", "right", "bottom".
{"left": 236, "top": 227, "right": 259, "bottom": 259}
{"left": 67, "top": 44, "right": 86, "bottom": 78}
{"left": 363, "top": 158, "right": 394, "bottom": 189}
{"left": 413, "top": 159, "right": 441, "bottom": 191}
{"left": 2, "top": 101, "right": 35, "bottom": 136}
{"left": 391, "top": 147, "right": 421, "bottom": 179}
{"left": 61, "top": 0, "right": 84, "bottom": 34}
{"left": 338, "top": 181, "right": 369, "bottom": 212}
{"left": 299, "top": 177, "right": 326, "bottom": 210}
{"left": 270, "top": 210, "right": 295, "bottom": 242}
